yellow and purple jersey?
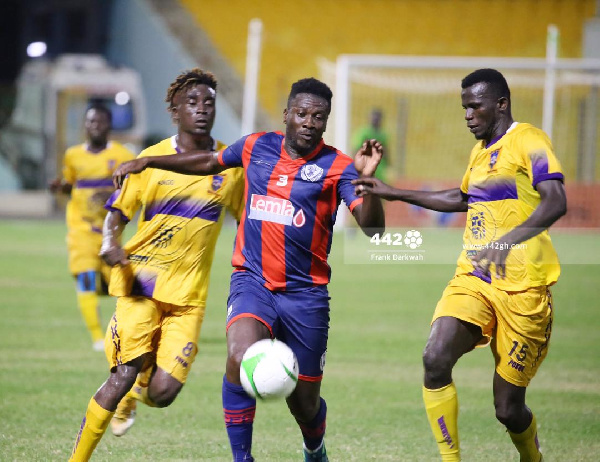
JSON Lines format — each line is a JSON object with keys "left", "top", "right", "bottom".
{"left": 105, "top": 136, "right": 245, "bottom": 307}
{"left": 456, "top": 122, "right": 564, "bottom": 291}
{"left": 63, "top": 142, "right": 136, "bottom": 234}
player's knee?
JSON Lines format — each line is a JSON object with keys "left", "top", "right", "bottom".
{"left": 148, "top": 382, "right": 181, "bottom": 408}
{"left": 422, "top": 346, "right": 452, "bottom": 377}
{"left": 494, "top": 400, "right": 521, "bottom": 428}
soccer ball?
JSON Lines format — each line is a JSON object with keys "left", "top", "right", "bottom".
{"left": 240, "top": 339, "right": 299, "bottom": 400}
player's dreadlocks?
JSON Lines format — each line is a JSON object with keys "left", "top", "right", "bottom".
{"left": 165, "top": 68, "right": 218, "bottom": 111}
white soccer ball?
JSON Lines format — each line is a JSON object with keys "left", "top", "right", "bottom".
{"left": 240, "top": 339, "right": 299, "bottom": 400}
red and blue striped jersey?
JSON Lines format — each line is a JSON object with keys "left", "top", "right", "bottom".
{"left": 217, "top": 131, "right": 363, "bottom": 291}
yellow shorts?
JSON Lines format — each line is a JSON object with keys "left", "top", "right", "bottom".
{"left": 66, "top": 228, "right": 111, "bottom": 282}
{"left": 432, "top": 274, "right": 553, "bottom": 387}
{"left": 105, "top": 296, "right": 206, "bottom": 384}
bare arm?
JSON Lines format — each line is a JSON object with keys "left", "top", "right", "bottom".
{"left": 113, "top": 151, "right": 225, "bottom": 187}
{"left": 472, "top": 179, "right": 567, "bottom": 278}
{"left": 352, "top": 198, "right": 385, "bottom": 237}
{"left": 99, "top": 210, "right": 129, "bottom": 266}
{"left": 353, "top": 177, "right": 468, "bottom": 213}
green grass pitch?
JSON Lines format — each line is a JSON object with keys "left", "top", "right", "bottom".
{"left": 0, "top": 219, "right": 599, "bottom": 461}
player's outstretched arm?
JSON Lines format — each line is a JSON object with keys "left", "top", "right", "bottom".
{"left": 112, "top": 151, "right": 225, "bottom": 188}
{"left": 100, "top": 210, "right": 129, "bottom": 267}
{"left": 471, "top": 179, "right": 566, "bottom": 278}
{"left": 353, "top": 177, "right": 468, "bottom": 213}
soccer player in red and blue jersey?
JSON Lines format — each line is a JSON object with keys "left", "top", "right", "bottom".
{"left": 113, "top": 77, "right": 385, "bottom": 462}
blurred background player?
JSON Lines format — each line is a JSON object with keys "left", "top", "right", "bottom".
{"left": 49, "top": 104, "right": 135, "bottom": 351}
{"left": 354, "top": 68, "right": 566, "bottom": 462}
{"left": 69, "top": 68, "right": 245, "bottom": 461}
{"left": 351, "top": 107, "right": 389, "bottom": 182}
{"left": 111, "top": 77, "right": 385, "bottom": 462}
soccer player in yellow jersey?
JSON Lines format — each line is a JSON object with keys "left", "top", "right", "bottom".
{"left": 49, "top": 105, "right": 135, "bottom": 351}
{"left": 354, "top": 68, "right": 567, "bottom": 462}
{"left": 68, "top": 68, "right": 244, "bottom": 461}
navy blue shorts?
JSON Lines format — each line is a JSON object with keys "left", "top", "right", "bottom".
{"left": 226, "top": 271, "right": 330, "bottom": 382}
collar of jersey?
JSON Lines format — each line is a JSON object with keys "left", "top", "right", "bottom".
{"left": 484, "top": 121, "right": 519, "bottom": 149}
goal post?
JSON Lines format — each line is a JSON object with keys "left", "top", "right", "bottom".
{"left": 322, "top": 53, "right": 600, "bottom": 229}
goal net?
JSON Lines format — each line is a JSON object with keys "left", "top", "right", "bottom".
{"left": 320, "top": 55, "right": 600, "bottom": 229}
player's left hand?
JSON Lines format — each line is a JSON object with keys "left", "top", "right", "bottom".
{"left": 470, "top": 242, "right": 511, "bottom": 279}
{"left": 354, "top": 139, "right": 383, "bottom": 177}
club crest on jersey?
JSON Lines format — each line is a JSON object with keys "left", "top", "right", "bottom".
{"left": 108, "top": 159, "right": 116, "bottom": 170}
{"left": 488, "top": 150, "right": 500, "bottom": 171}
{"left": 211, "top": 175, "right": 224, "bottom": 191}
{"left": 301, "top": 164, "right": 323, "bottom": 182}
{"left": 248, "top": 194, "right": 305, "bottom": 227}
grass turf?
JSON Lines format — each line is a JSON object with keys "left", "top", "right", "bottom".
{"left": 0, "top": 219, "right": 598, "bottom": 461}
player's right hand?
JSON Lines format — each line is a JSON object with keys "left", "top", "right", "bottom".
{"left": 100, "top": 245, "right": 130, "bottom": 267}
{"left": 112, "top": 157, "right": 149, "bottom": 188}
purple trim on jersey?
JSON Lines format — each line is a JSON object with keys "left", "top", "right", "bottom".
{"left": 131, "top": 272, "right": 157, "bottom": 297}
{"left": 105, "top": 189, "right": 131, "bottom": 223}
{"left": 75, "top": 178, "right": 113, "bottom": 188}
{"left": 531, "top": 153, "right": 549, "bottom": 177}
{"left": 144, "top": 197, "right": 223, "bottom": 222}
{"left": 104, "top": 206, "right": 130, "bottom": 223}
{"left": 91, "top": 226, "right": 102, "bottom": 234}
{"left": 468, "top": 180, "right": 518, "bottom": 204}
{"left": 532, "top": 172, "right": 564, "bottom": 188}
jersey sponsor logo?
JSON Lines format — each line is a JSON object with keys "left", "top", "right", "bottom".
{"left": 158, "top": 179, "right": 174, "bottom": 185}
{"left": 211, "top": 175, "right": 224, "bottom": 191}
{"left": 248, "top": 194, "right": 305, "bottom": 227}
{"left": 301, "top": 163, "right": 323, "bottom": 182}
{"left": 488, "top": 149, "right": 500, "bottom": 171}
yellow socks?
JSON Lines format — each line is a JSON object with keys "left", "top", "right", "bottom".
{"left": 508, "top": 414, "right": 543, "bottom": 462}
{"left": 76, "top": 291, "right": 103, "bottom": 342}
{"left": 423, "top": 383, "right": 460, "bottom": 462}
{"left": 69, "top": 398, "right": 114, "bottom": 462}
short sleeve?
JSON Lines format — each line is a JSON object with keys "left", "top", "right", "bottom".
{"left": 62, "top": 150, "right": 76, "bottom": 184}
{"left": 338, "top": 161, "right": 363, "bottom": 213}
{"left": 460, "top": 164, "right": 471, "bottom": 195}
{"left": 217, "top": 136, "right": 246, "bottom": 168}
{"left": 104, "top": 170, "right": 142, "bottom": 222}
{"left": 519, "top": 128, "right": 564, "bottom": 187}
{"left": 225, "top": 167, "right": 246, "bottom": 221}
